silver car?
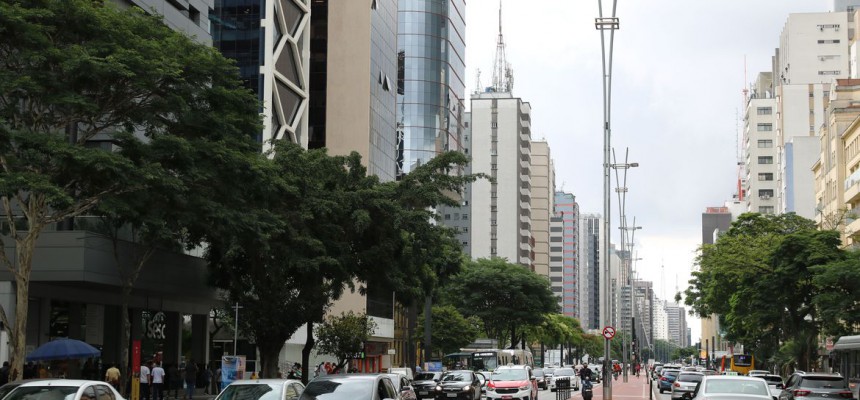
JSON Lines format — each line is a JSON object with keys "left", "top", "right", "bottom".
{"left": 671, "top": 372, "right": 704, "bottom": 400}
{"left": 689, "top": 376, "right": 773, "bottom": 400}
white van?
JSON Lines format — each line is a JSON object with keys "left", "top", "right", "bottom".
{"left": 390, "top": 367, "right": 414, "bottom": 381}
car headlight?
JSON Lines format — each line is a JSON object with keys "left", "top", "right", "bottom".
{"left": 518, "top": 386, "right": 529, "bottom": 391}
{"left": 462, "top": 386, "right": 471, "bottom": 392}
{"left": 436, "top": 386, "right": 442, "bottom": 391}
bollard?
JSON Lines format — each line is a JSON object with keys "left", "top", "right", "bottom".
{"left": 555, "top": 377, "right": 571, "bottom": 400}
{"left": 649, "top": 376, "right": 653, "bottom": 400}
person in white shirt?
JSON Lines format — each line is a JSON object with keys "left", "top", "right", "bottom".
{"left": 141, "top": 362, "right": 152, "bottom": 400}
{"left": 151, "top": 363, "right": 166, "bottom": 400}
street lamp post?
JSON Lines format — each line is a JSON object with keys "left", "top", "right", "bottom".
{"left": 595, "top": 6, "right": 620, "bottom": 396}
{"left": 232, "top": 302, "right": 243, "bottom": 356}
{"left": 619, "top": 224, "right": 640, "bottom": 381}
{"left": 611, "top": 149, "right": 638, "bottom": 383}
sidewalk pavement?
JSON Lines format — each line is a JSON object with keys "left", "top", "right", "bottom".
{"left": 567, "top": 374, "right": 657, "bottom": 400}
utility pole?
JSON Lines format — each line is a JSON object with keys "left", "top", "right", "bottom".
{"left": 233, "top": 302, "right": 243, "bottom": 356}
{"left": 595, "top": 1, "right": 620, "bottom": 396}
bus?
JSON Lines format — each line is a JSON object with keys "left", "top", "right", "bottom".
{"left": 831, "top": 335, "right": 860, "bottom": 399}
{"left": 471, "top": 349, "right": 534, "bottom": 371}
{"left": 720, "top": 354, "right": 755, "bottom": 375}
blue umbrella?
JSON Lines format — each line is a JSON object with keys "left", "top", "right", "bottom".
{"left": 26, "top": 338, "right": 101, "bottom": 361}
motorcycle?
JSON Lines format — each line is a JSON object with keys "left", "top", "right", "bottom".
{"left": 581, "top": 378, "right": 593, "bottom": 400}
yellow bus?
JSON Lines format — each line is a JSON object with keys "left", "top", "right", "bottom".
{"left": 729, "top": 354, "right": 755, "bottom": 375}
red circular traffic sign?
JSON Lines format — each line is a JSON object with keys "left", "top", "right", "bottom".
{"left": 602, "top": 326, "right": 616, "bottom": 340}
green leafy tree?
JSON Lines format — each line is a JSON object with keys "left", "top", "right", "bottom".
{"left": 416, "top": 305, "right": 482, "bottom": 357}
{"left": 0, "top": 0, "right": 261, "bottom": 378}
{"left": 812, "top": 250, "right": 860, "bottom": 337}
{"left": 682, "top": 213, "right": 844, "bottom": 371}
{"left": 442, "top": 257, "right": 559, "bottom": 348}
{"left": 315, "top": 312, "right": 378, "bottom": 372}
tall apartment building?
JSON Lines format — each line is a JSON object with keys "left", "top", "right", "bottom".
{"left": 814, "top": 80, "right": 860, "bottom": 244}
{"left": 549, "top": 215, "right": 564, "bottom": 309}
{"left": 653, "top": 300, "right": 669, "bottom": 342}
{"left": 744, "top": 73, "right": 779, "bottom": 214}
{"left": 118, "top": 0, "right": 213, "bottom": 45}
{"left": 554, "top": 192, "right": 579, "bottom": 318}
{"left": 469, "top": 92, "right": 533, "bottom": 267}
{"left": 665, "top": 303, "right": 689, "bottom": 348}
{"left": 578, "top": 214, "right": 603, "bottom": 331}
{"left": 700, "top": 206, "right": 733, "bottom": 355}
{"left": 212, "top": 0, "right": 310, "bottom": 147}
{"left": 396, "top": 0, "right": 466, "bottom": 176}
{"left": 444, "top": 113, "right": 473, "bottom": 254}
{"left": 774, "top": 11, "right": 850, "bottom": 218}
{"left": 531, "top": 142, "right": 555, "bottom": 277}
{"left": 633, "top": 280, "right": 655, "bottom": 351}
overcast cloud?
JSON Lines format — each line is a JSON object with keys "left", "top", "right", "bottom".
{"left": 464, "top": 0, "right": 828, "bottom": 341}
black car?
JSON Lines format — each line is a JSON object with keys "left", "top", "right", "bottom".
{"left": 779, "top": 372, "right": 855, "bottom": 400}
{"left": 413, "top": 372, "right": 444, "bottom": 400}
{"left": 533, "top": 369, "right": 548, "bottom": 390}
{"left": 301, "top": 374, "right": 399, "bottom": 400}
{"left": 434, "top": 371, "right": 482, "bottom": 400}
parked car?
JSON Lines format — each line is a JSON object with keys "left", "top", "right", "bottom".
{"left": 532, "top": 369, "right": 548, "bottom": 391}
{"left": 2, "top": 380, "right": 125, "bottom": 400}
{"left": 391, "top": 368, "right": 415, "bottom": 381}
{"left": 659, "top": 369, "right": 682, "bottom": 394}
{"left": 548, "top": 367, "right": 577, "bottom": 392}
{"left": 779, "top": 372, "right": 854, "bottom": 400}
{"left": 413, "top": 373, "right": 444, "bottom": 400}
{"left": 689, "top": 376, "right": 772, "bottom": 400}
{"left": 300, "top": 374, "right": 398, "bottom": 400}
{"left": 671, "top": 372, "right": 704, "bottom": 400}
{"left": 218, "top": 379, "right": 306, "bottom": 400}
{"left": 485, "top": 365, "right": 538, "bottom": 400}
{"left": 748, "top": 370, "right": 770, "bottom": 377}
{"left": 385, "top": 374, "right": 417, "bottom": 400}
{"left": 433, "top": 371, "right": 482, "bottom": 400}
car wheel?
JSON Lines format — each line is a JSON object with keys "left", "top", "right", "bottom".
{"left": 659, "top": 389, "right": 664, "bottom": 394}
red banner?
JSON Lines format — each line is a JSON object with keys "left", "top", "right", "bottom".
{"left": 132, "top": 340, "right": 141, "bottom": 373}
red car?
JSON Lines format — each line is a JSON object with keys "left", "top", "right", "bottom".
{"left": 485, "top": 365, "right": 538, "bottom": 400}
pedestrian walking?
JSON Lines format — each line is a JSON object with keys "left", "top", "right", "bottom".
{"left": 0, "top": 362, "right": 10, "bottom": 386}
{"left": 151, "top": 363, "right": 166, "bottom": 400}
{"left": 215, "top": 366, "right": 222, "bottom": 393}
{"left": 203, "top": 366, "right": 212, "bottom": 395}
{"left": 184, "top": 360, "right": 198, "bottom": 400}
{"left": 141, "top": 361, "right": 152, "bottom": 400}
{"left": 105, "top": 364, "right": 121, "bottom": 392}
{"left": 168, "top": 364, "right": 181, "bottom": 400}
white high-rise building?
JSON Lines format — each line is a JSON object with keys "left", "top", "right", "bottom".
{"left": 665, "top": 303, "right": 689, "bottom": 347}
{"left": 775, "top": 12, "right": 851, "bottom": 218}
{"left": 653, "top": 301, "right": 669, "bottom": 341}
{"left": 469, "top": 92, "right": 533, "bottom": 267}
{"left": 531, "top": 141, "right": 555, "bottom": 277}
{"left": 745, "top": 73, "right": 779, "bottom": 214}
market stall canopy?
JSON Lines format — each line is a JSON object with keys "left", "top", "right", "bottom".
{"left": 26, "top": 338, "right": 101, "bottom": 361}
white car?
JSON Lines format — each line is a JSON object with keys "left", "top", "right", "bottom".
{"left": 2, "top": 380, "right": 125, "bottom": 400}
{"left": 689, "top": 376, "right": 773, "bottom": 400}
{"left": 548, "top": 367, "right": 578, "bottom": 391}
{"left": 218, "top": 379, "right": 306, "bottom": 400}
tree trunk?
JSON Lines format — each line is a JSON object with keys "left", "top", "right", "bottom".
{"left": 509, "top": 324, "right": 516, "bottom": 349}
{"left": 423, "top": 297, "right": 431, "bottom": 365}
{"left": 258, "top": 340, "right": 281, "bottom": 379}
{"left": 10, "top": 233, "right": 36, "bottom": 382}
{"left": 301, "top": 323, "right": 315, "bottom": 385}
{"left": 407, "top": 303, "right": 418, "bottom": 370}
{"left": 120, "top": 284, "right": 133, "bottom": 393}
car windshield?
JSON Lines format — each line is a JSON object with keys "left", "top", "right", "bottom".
{"left": 761, "top": 376, "right": 782, "bottom": 384}
{"left": 801, "top": 377, "right": 847, "bottom": 389}
{"left": 678, "top": 374, "right": 703, "bottom": 382}
{"left": 415, "top": 373, "right": 439, "bottom": 381}
{"left": 491, "top": 369, "right": 528, "bottom": 381}
{"left": 705, "top": 379, "right": 768, "bottom": 396}
{"left": 218, "top": 384, "right": 283, "bottom": 400}
{"left": 5, "top": 386, "right": 79, "bottom": 400}
{"left": 554, "top": 369, "right": 575, "bottom": 376}
{"left": 533, "top": 370, "right": 545, "bottom": 377}
{"left": 299, "top": 380, "right": 374, "bottom": 400}
{"left": 442, "top": 373, "right": 470, "bottom": 382}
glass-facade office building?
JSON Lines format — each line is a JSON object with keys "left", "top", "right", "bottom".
{"left": 397, "top": 0, "right": 466, "bottom": 176}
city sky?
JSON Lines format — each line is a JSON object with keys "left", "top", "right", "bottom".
{"left": 464, "top": 0, "right": 831, "bottom": 343}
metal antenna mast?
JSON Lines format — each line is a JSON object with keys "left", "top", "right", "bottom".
{"left": 491, "top": 1, "right": 513, "bottom": 93}
{"left": 596, "top": 0, "right": 620, "bottom": 396}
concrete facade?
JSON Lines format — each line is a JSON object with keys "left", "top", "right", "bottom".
{"left": 116, "top": 0, "right": 213, "bottom": 46}
{"left": 530, "top": 142, "right": 554, "bottom": 277}
{"left": 549, "top": 216, "right": 564, "bottom": 310}
{"left": 469, "top": 92, "right": 533, "bottom": 267}
{"left": 665, "top": 303, "right": 689, "bottom": 348}
{"left": 554, "top": 192, "right": 578, "bottom": 319}
{"left": 744, "top": 73, "right": 779, "bottom": 214}
{"left": 784, "top": 136, "right": 822, "bottom": 218}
